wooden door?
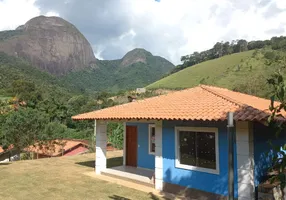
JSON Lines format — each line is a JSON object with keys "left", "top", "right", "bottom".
{"left": 126, "top": 126, "right": 138, "bottom": 167}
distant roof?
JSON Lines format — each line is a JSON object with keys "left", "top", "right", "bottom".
{"left": 25, "top": 140, "right": 88, "bottom": 157}
{"left": 0, "top": 145, "right": 14, "bottom": 154}
{"left": 72, "top": 85, "right": 283, "bottom": 122}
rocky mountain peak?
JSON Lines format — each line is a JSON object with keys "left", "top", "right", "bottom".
{"left": 0, "top": 16, "right": 96, "bottom": 75}
{"left": 120, "top": 48, "right": 153, "bottom": 67}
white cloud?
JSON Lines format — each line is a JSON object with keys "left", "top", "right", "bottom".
{"left": 0, "top": 0, "right": 40, "bottom": 30}
{"left": 45, "top": 11, "right": 60, "bottom": 17}
{"left": 2, "top": 0, "right": 286, "bottom": 64}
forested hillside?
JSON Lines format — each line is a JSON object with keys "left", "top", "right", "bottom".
{"left": 148, "top": 48, "right": 286, "bottom": 99}
{"left": 172, "top": 36, "right": 286, "bottom": 75}
{"left": 0, "top": 52, "right": 75, "bottom": 96}
{"left": 0, "top": 52, "right": 120, "bottom": 154}
{"left": 61, "top": 48, "right": 175, "bottom": 93}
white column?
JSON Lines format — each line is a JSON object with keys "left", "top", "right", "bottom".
{"left": 236, "top": 121, "right": 255, "bottom": 200}
{"left": 123, "top": 122, "right": 126, "bottom": 166}
{"left": 155, "top": 121, "right": 163, "bottom": 190}
{"left": 95, "top": 120, "right": 107, "bottom": 174}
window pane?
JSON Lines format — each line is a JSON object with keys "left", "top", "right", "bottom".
{"left": 196, "top": 132, "right": 216, "bottom": 169}
{"left": 179, "top": 131, "right": 196, "bottom": 166}
{"left": 150, "top": 127, "right": 155, "bottom": 153}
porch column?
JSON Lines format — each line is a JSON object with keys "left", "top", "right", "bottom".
{"left": 155, "top": 120, "right": 163, "bottom": 190}
{"left": 236, "top": 121, "right": 255, "bottom": 200}
{"left": 95, "top": 120, "right": 107, "bottom": 175}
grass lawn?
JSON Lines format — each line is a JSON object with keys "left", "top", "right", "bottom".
{"left": 0, "top": 96, "right": 11, "bottom": 100}
{"left": 0, "top": 151, "right": 162, "bottom": 200}
{"left": 147, "top": 50, "right": 255, "bottom": 90}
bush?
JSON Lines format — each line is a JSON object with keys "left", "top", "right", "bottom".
{"left": 107, "top": 122, "right": 123, "bottom": 149}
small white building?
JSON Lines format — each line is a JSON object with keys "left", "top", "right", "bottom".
{"left": 136, "top": 88, "right": 146, "bottom": 94}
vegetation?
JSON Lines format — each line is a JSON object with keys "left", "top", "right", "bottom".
{"left": 108, "top": 122, "right": 124, "bottom": 149}
{"left": 266, "top": 72, "right": 286, "bottom": 195}
{"left": 148, "top": 49, "right": 286, "bottom": 98}
{"left": 174, "top": 36, "right": 286, "bottom": 74}
{"left": 0, "top": 151, "right": 163, "bottom": 200}
{"left": 0, "top": 74, "right": 123, "bottom": 153}
{"left": 0, "top": 50, "right": 165, "bottom": 153}
{"left": 0, "top": 30, "right": 23, "bottom": 41}
{"left": 60, "top": 49, "right": 175, "bottom": 93}
{"left": 1, "top": 108, "right": 48, "bottom": 151}
{"left": 0, "top": 52, "right": 77, "bottom": 96}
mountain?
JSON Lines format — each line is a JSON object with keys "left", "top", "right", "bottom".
{"left": 147, "top": 49, "right": 286, "bottom": 98}
{"left": 0, "top": 16, "right": 175, "bottom": 93}
{"left": 60, "top": 48, "right": 175, "bottom": 93}
{"left": 0, "top": 16, "right": 96, "bottom": 75}
{"left": 0, "top": 52, "right": 75, "bottom": 97}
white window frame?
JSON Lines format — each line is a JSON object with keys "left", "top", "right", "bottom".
{"left": 148, "top": 124, "right": 155, "bottom": 155}
{"left": 175, "top": 126, "right": 220, "bottom": 175}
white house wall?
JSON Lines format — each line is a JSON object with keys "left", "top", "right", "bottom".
{"left": 95, "top": 120, "right": 107, "bottom": 174}
{"left": 236, "top": 121, "right": 255, "bottom": 200}
{"left": 155, "top": 120, "right": 163, "bottom": 190}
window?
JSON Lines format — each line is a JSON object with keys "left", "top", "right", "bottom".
{"left": 175, "top": 127, "right": 219, "bottom": 174}
{"left": 149, "top": 124, "right": 155, "bottom": 154}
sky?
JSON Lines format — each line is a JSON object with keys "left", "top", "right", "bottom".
{"left": 0, "top": 0, "right": 286, "bottom": 64}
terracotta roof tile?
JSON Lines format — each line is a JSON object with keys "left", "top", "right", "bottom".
{"left": 0, "top": 145, "right": 14, "bottom": 154}
{"left": 72, "top": 85, "right": 284, "bottom": 122}
{"left": 25, "top": 140, "right": 88, "bottom": 157}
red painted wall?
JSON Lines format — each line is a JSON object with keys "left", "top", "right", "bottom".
{"left": 64, "top": 145, "right": 89, "bottom": 156}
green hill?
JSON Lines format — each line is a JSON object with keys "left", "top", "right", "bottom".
{"left": 0, "top": 52, "right": 75, "bottom": 97}
{"left": 60, "top": 48, "right": 175, "bottom": 93}
{"left": 147, "top": 49, "right": 286, "bottom": 98}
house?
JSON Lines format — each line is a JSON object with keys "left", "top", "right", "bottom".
{"left": 72, "top": 85, "right": 286, "bottom": 200}
{"left": 136, "top": 88, "right": 146, "bottom": 94}
{"left": 25, "top": 139, "right": 89, "bottom": 159}
{"left": 0, "top": 145, "right": 20, "bottom": 163}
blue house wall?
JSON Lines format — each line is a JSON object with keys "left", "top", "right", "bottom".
{"left": 126, "top": 120, "right": 286, "bottom": 197}
{"left": 162, "top": 120, "right": 238, "bottom": 197}
{"left": 253, "top": 122, "right": 286, "bottom": 186}
{"left": 126, "top": 122, "right": 155, "bottom": 169}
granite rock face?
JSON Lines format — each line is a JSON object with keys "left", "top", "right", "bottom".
{"left": 0, "top": 16, "right": 96, "bottom": 75}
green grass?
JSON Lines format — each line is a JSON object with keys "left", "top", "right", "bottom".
{"left": 0, "top": 96, "right": 11, "bottom": 100}
{"left": 147, "top": 49, "right": 286, "bottom": 98}
{"left": 147, "top": 51, "right": 255, "bottom": 90}
{"left": 0, "top": 151, "right": 162, "bottom": 200}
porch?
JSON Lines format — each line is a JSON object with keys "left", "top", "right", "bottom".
{"left": 95, "top": 120, "right": 163, "bottom": 190}
{"left": 102, "top": 165, "right": 155, "bottom": 187}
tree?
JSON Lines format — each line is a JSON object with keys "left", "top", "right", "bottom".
{"left": 234, "top": 39, "right": 248, "bottom": 52}
{"left": 213, "top": 42, "right": 223, "bottom": 58}
{"left": 107, "top": 122, "right": 124, "bottom": 149}
{"left": 247, "top": 40, "right": 266, "bottom": 50}
{"left": 266, "top": 71, "right": 286, "bottom": 195}
{"left": 37, "top": 96, "right": 68, "bottom": 124}
{"left": 222, "top": 41, "right": 232, "bottom": 55}
{"left": 1, "top": 108, "right": 48, "bottom": 152}
{"left": 0, "top": 99, "right": 12, "bottom": 114}
{"left": 10, "top": 80, "right": 42, "bottom": 108}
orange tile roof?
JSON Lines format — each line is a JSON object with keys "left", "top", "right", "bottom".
{"left": 0, "top": 146, "right": 5, "bottom": 154}
{"left": 0, "top": 145, "right": 14, "bottom": 154}
{"left": 72, "top": 85, "right": 284, "bottom": 122}
{"left": 25, "top": 140, "right": 88, "bottom": 157}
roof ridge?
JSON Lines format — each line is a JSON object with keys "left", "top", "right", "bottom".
{"left": 199, "top": 85, "right": 247, "bottom": 108}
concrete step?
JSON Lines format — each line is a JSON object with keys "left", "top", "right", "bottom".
{"left": 101, "top": 171, "right": 154, "bottom": 188}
